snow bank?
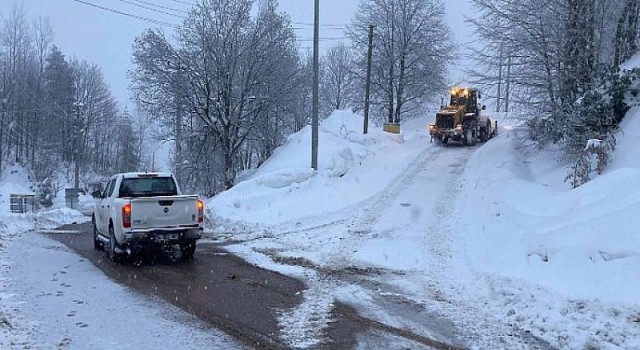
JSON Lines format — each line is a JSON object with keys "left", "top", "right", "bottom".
{"left": 255, "top": 110, "right": 373, "bottom": 178}
{"left": 0, "top": 167, "right": 89, "bottom": 236}
{"left": 459, "top": 124, "right": 640, "bottom": 304}
{"left": 610, "top": 106, "right": 640, "bottom": 171}
{"left": 209, "top": 110, "right": 431, "bottom": 225}
{"left": 619, "top": 51, "right": 640, "bottom": 71}
{"left": 0, "top": 166, "right": 34, "bottom": 215}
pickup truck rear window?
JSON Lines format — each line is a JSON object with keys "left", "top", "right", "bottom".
{"left": 119, "top": 177, "right": 178, "bottom": 197}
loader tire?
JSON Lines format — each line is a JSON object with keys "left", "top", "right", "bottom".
{"left": 464, "top": 128, "right": 476, "bottom": 146}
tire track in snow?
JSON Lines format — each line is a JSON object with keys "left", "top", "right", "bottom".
{"left": 269, "top": 141, "right": 554, "bottom": 349}
{"left": 275, "top": 145, "right": 473, "bottom": 348}
{"left": 256, "top": 145, "right": 443, "bottom": 241}
{"left": 415, "top": 151, "right": 556, "bottom": 349}
{"left": 331, "top": 145, "right": 461, "bottom": 268}
{"left": 277, "top": 270, "right": 337, "bottom": 349}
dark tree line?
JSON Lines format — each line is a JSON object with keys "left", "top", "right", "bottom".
{"left": 0, "top": 5, "right": 140, "bottom": 200}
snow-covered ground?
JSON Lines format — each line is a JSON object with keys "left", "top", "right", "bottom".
{"left": 208, "top": 109, "right": 640, "bottom": 349}
{"left": 2, "top": 104, "right": 640, "bottom": 348}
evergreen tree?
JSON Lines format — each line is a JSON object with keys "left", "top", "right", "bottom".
{"left": 43, "top": 45, "right": 74, "bottom": 162}
{"left": 114, "top": 109, "right": 140, "bottom": 173}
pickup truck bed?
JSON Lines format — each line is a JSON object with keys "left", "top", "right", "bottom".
{"left": 92, "top": 172, "right": 203, "bottom": 262}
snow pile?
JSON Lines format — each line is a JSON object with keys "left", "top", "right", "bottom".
{"left": 460, "top": 118, "right": 640, "bottom": 304}
{"left": 609, "top": 105, "right": 640, "bottom": 170}
{"left": 0, "top": 166, "right": 34, "bottom": 215}
{"left": 619, "top": 51, "right": 640, "bottom": 71}
{"left": 210, "top": 110, "right": 427, "bottom": 226}
{"left": 457, "top": 120, "right": 640, "bottom": 347}
{"left": 0, "top": 165, "right": 90, "bottom": 237}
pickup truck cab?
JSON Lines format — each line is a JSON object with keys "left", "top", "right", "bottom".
{"left": 91, "top": 172, "right": 203, "bottom": 261}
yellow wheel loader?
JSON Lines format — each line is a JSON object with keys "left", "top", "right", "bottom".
{"left": 428, "top": 87, "right": 497, "bottom": 145}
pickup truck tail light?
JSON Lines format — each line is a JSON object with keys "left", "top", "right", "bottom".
{"left": 197, "top": 200, "right": 204, "bottom": 223}
{"left": 122, "top": 203, "right": 132, "bottom": 228}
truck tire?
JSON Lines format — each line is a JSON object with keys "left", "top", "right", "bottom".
{"left": 464, "top": 127, "right": 476, "bottom": 146}
{"left": 93, "top": 216, "right": 102, "bottom": 250}
{"left": 180, "top": 240, "right": 197, "bottom": 260}
{"left": 108, "top": 225, "right": 122, "bottom": 262}
{"left": 483, "top": 120, "right": 492, "bottom": 141}
{"left": 479, "top": 126, "right": 488, "bottom": 142}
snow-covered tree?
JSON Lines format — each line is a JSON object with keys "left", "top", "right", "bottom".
{"left": 0, "top": 4, "right": 131, "bottom": 194}
{"left": 469, "top": 0, "right": 640, "bottom": 185}
{"left": 132, "top": 0, "right": 302, "bottom": 191}
{"left": 349, "top": 0, "right": 454, "bottom": 124}
{"left": 320, "top": 43, "right": 356, "bottom": 113}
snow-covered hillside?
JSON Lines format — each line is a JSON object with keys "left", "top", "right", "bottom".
{"left": 211, "top": 110, "right": 428, "bottom": 226}
{"left": 461, "top": 124, "right": 640, "bottom": 304}
{"left": 208, "top": 109, "right": 640, "bottom": 349}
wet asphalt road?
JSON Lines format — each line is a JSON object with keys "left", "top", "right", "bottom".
{"left": 46, "top": 222, "right": 461, "bottom": 350}
{"left": 46, "top": 222, "right": 364, "bottom": 350}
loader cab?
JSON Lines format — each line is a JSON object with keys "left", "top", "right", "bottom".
{"left": 450, "top": 87, "right": 479, "bottom": 116}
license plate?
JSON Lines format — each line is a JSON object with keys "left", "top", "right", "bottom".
{"left": 157, "top": 233, "right": 178, "bottom": 241}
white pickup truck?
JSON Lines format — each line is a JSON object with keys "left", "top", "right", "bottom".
{"left": 91, "top": 172, "right": 203, "bottom": 262}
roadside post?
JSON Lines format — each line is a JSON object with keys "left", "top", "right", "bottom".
{"left": 65, "top": 188, "right": 79, "bottom": 209}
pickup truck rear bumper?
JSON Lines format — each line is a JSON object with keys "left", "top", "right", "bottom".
{"left": 122, "top": 227, "right": 202, "bottom": 248}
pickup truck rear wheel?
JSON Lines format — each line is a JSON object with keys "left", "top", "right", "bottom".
{"left": 180, "top": 240, "right": 196, "bottom": 260}
{"left": 93, "top": 216, "right": 102, "bottom": 250}
{"left": 108, "top": 226, "right": 121, "bottom": 262}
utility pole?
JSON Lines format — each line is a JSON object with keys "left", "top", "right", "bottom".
{"left": 388, "top": 1, "right": 395, "bottom": 124}
{"left": 363, "top": 25, "right": 374, "bottom": 135}
{"left": 311, "top": 0, "right": 319, "bottom": 170}
{"left": 0, "top": 97, "right": 4, "bottom": 177}
{"left": 72, "top": 101, "right": 85, "bottom": 191}
{"left": 505, "top": 53, "right": 512, "bottom": 113}
{"left": 496, "top": 43, "right": 503, "bottom": 113}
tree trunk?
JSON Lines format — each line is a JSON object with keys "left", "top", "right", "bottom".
{"left": 395, "top": 55, "right": 406, "bottom": 123}
{"left": 0, "top": 108, "right": 4, "bottom": 176}
{"left": 175, "top": 102, "right": 183, "bottom": 186}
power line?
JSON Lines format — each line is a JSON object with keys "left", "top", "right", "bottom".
{"left": 292, "top": 26, "right": 345, "bottom": 31}
{"left": 69, "top": 0, "right": 179, "bottom": 28}
{"left": 167, "top": 0, "right": 197, "bottom": 6}
{"left": 129, "top": 0, "right": 190, "bottom": 14}
{"left": 116, "top": 0, "right": 186, "bottom": 18}
{"left": 297, "top": 37, "right": 347, "bottom": 42}
{"left": 293, "top": 22, "right": 346, "bottom": 28}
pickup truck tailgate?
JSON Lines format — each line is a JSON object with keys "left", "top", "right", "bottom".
{"left": 129, "top": 195, "right": 200, "bottom": 230}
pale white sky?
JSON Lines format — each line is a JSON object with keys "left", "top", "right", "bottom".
{"left": 0, "top": 0, "right": 474, "bottom": 108}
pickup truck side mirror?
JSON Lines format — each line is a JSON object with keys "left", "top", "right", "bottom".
{"left": 482, "top": 105, "right": 486, "bottom": 110}
{"left": 91, "top": 190, "right": 102, "bottom": 199}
